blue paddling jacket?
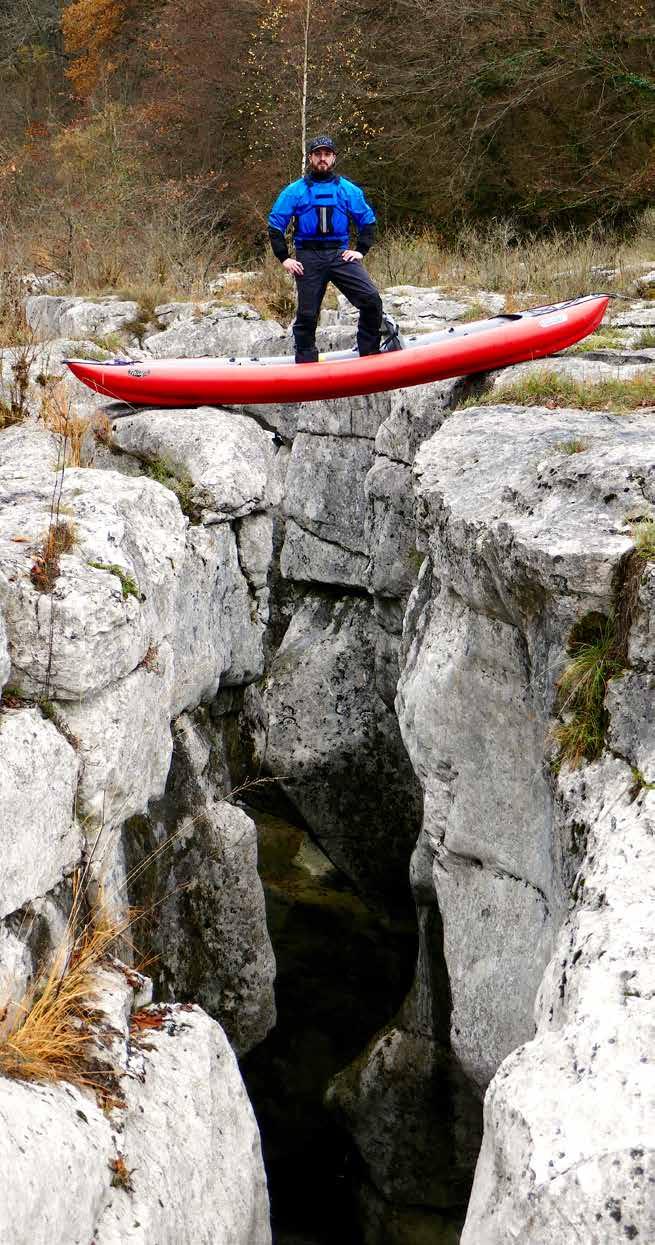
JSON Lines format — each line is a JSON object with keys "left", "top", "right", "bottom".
{"left": 268, "top": 173, "right": 376, "bottom": 261}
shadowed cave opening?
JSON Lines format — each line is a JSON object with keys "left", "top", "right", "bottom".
{"left": 240, "top": 803, "right": 478, "bottom": 1244}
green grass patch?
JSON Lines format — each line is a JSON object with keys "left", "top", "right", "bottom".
{"left": 458, "top": 301, "right": 489, "bottom": 323}
{"left": 632, "top": 329, "right": 655, "bottom": 350}
{"left": 567, "top": 330, "right": 630, "bottom": 354}
{"left": 554, "top": 438, "right": 589, "bottom": 455}
{"left": 632, "top": 517, "right": 655, "bottom": 560}
{"left": 553, "top": 612, "right": 626, "bottom": 769}
{"left": 87, "top": 560, "right": 141, "bottom": 600}
{"left": 70, "top": 344, "right": 112, "bottom": 362}
{"left": 465, "top": 367, "right": 655, "bottom": 412}
{"left": 91, "top": 331, "right": 125, "bottom": 355}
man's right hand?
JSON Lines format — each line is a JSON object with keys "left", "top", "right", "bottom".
{"left": 283, "top": 257, "right": 304, "bottom": 276}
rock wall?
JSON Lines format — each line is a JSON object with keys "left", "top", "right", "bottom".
{"left": 2, "top": 280, "right": 654, "bottom": 1243}
{"left": 398, "top": 404, "right": 655, "bottom": 1241}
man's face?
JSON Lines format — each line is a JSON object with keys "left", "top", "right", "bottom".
{"left": 309, "top": 147, "right": 336, "bottom": 173}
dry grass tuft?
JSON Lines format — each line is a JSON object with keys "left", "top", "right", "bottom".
{"left": 40, "top": 382, "right": 89, "bottom": 467}
{"left": 632, "top": 517, "right": 655, "bottom": 561}
{"left": 0, "top": 877, "right": 129, "bottom": 1087}
{"left": 30, "top": 520, "right": 77, "bottom": 593}
{"left": 109, "top": 1154, "right": 135, "bottom": 1191}
{"left": 247, "top": 252, "right": 296, "bottom": 324}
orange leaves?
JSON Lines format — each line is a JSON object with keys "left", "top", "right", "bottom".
{"left": 61, "top": 0, "right": 126, "bottom": 96}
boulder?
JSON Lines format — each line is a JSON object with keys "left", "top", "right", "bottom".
{"left": 110, "top": 407, "right": 276, "bottom": 524}
{"left": 0, "top": 708, "right": 80, "bottom": 919}
{"left": 461, "top": 759, "right": 655, "bottom": 1245}
{"left": 124, "top": 710, "right": 276, "bottom": 1056}
{"left": 0, "top": 448, "right": 187, "bottom": 701}
{"left": 263, "top": 593, "right": 422, "bottom": 909}
{"left": 398, "top": 406, "right": 655, "bottom": 1090}
{"left": 143, "top": 305, "right": 285, "bottom": 358}
{"left": 25, "top": 295, "right": 140, "bottom": 342}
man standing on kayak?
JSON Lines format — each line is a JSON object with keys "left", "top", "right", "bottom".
{"left": 268, "top": 135, "right": 383, "bottom": 363}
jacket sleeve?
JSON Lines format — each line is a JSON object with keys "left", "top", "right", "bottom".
{"left": 344, "top": 182, "right": 377, "bottom": 254}
{"left": 267, "top": 183, "right": 298, "bottom": 263}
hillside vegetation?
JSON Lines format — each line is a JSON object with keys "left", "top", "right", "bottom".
{"left": 0, "top": 0, "right": 654, "bottom": 287}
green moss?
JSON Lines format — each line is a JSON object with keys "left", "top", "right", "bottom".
{"left": 630, "top": 766, "right": 655, "bottom": 797}
{"left": 407, "top": 548, "right": 425, "bottom": 574}
{"left": 87, "top": 560, "right": 141, "bottom": 600}
{"left": 144, "top": 457, "right": 197, "bottom": 519}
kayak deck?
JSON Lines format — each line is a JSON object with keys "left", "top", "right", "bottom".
{"left": 65, "top": 294, "right": 609, "bottom": 407}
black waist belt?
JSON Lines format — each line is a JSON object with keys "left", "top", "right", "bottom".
{"left": 295, "top": 239, "right": 348, "bottom": 251}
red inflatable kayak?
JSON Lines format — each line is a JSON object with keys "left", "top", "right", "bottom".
{"left": 65, "top": 294, "right": 608, "bottom": 407}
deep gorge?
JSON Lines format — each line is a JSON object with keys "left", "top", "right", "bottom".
{"left": 0, "top": 280, "right": 653, "bottom": 1243}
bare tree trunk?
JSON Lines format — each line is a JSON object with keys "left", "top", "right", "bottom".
{"left": 300, "top": 0, "right": 310, "bottom": 174}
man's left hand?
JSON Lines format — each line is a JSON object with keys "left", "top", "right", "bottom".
{"left": 342, "top": 249, "right": 363, "bottom": 263}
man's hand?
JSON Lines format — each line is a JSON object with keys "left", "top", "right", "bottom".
{"left": 283, "top": 257, "right": 304, "bottom": 276}
{"left": 342, "top": 249, "right": 363, "bottom": 263}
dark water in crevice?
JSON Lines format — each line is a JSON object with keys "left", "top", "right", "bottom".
{"left": 240, "top": 810, "right": 418, "bottom": 1245}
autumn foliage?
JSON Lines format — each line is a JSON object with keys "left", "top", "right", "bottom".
{"left": 0, "top": 0, "right": 653, "bottom": 282}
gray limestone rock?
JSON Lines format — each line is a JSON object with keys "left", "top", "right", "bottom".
{"left": 296, "top": 391, "right": 392, "bottom": 439}
{"left": 280, "top": 517, "right": 370, "bottom": 590}
{"left": 365, "top": 457, "right": 418, "bottom": 600}
{"left": 171, "top": 522, "right": 265, "bottom": 715}
{"left": 461, "top": 759, "right": 655, "bottom": 1245}
{"left": 0, "top": 473, "right": 186, "bottom": 701}
{"left": 398, "top": 407, "right": 655, "bottom": 1093}
{"left": 25, "top": 295, "right": 140, "bottom": 342}
{"left": 95, "top": 1005, "right": 272, "bottom": 1244}
{"left": 263, "top": 593, "right": 422, "bottom": 908}
{"left": 613, "top": 301, "right": 655, "bottom": 328}
{"left": 55, "top": 642, "right": 175, "bottom": 833}
{"left": 0, "top": 613, "right": 8, "bottom": 692}
{"left": 110, "top": 407, "right": 275, "bottom": 524}
{"left": 143, "top": 306, "right": 285, "bottom": 358}
{"left": 0, "top": 977, "right": 271, "bottom": 1245}
{"left": 487, "top": 353, "right": 654, "bottom": 392}
{"left": 0, "top": 708, "right": 81, "bottom": 919}
{"left": 282, "top": 431, "right": 375, "bottom": 553}
{"left": 124, "top": 710, "right": 276, "bottom": 1056}
{"left": 374, "top": 378, "right": 465, "bottom": 465}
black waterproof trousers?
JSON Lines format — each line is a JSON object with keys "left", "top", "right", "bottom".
{"left": 293, "top": 246, "right": 382, "bottom": 363}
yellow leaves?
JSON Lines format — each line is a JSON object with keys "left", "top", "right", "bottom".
{"left": 61, "top": 0, "right": 126, "bottom": 96}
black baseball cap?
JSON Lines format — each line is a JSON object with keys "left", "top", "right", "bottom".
{"left": 307, "top": 135, "right": 336, "bottom": 154}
